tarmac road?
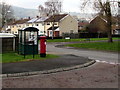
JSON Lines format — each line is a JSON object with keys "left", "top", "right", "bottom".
{"left": 46, "top": 42, "right": 119, "bottom": 63}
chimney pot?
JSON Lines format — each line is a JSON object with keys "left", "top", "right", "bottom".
{"left": 36, "top": 16, "right": 39, "bottom": 18}
{"left": 28, "top": 17, "right": 31, "bottom": 19}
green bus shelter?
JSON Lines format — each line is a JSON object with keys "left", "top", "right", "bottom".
{"left": 18, "top": 27, "right": 39, "bottom": 55}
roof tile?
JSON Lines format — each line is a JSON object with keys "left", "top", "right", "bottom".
{"left": 44, "top": 14, "right": 68, "bottom": 22}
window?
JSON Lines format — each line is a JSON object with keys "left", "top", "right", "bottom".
{"left": 54, "top": 22, "right": 57, "bottom": 25}
{"left": 36, "top": 24, "right": 39, "bottom": 26}
{"left": 70, "top": 30, "right": 73, "bottom": 33}
{"left": 23, "top": 25, "right": 25, "bottom": 28}
{"left": 47, "top": 22, "right": 50, "bottom": 25}
{"left": 40, "top": 31, "right": 43, "bottom": 33}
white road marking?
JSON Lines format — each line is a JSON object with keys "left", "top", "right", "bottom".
{"left": 96, "top": 60, "right": 120, "bottom": 65}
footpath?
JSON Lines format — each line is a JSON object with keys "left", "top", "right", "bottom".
{"left": 2, "top": 54, "right": 95, "bottom": 77}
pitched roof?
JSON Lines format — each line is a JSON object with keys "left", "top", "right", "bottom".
{"left": 36, "top": 17, "right": 48, "bottom": 23}
{"left": 8, "top": 19, "right": 30, "bottom": 25}
{"left": 78, "top": 21, "right": 89, "bottom": 27}
{"left": 44, "top": 14, "right": 68, "bottom": 22}
{"left": 89, "top": 16, "right": 108, "bottom": 33}
{"left": 27, "top": 18, "right": 39, "bottom": 23}
{"left": 27, "top": 17, "right": 48, "bottom": 23}
{"left": 0, "top": 33, "right": 16, "bottom": 38}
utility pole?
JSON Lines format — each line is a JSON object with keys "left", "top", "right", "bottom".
{"left": 52, "top": 15, "right": 55, "bottom": 39}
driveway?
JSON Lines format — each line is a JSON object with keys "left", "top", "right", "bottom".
{"left": 46, "top": 42, "right": 119, "bottom": 63}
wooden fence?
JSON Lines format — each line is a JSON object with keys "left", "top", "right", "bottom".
{"left": 2, "top": 37, "right": 18, "bottom": 53}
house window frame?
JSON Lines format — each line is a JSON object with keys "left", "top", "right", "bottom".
{"left": 27, "top": 24, "right": 29, "bottom": 26}
{"left": 36, "top": 24, "right": 39, "bottom": 26}
{"left": 70, "top": 30, "right": 74, "bottom": 33}
{"left": 47, "top": 22, "right": 50, "bottom": 25}
{"left": 54, "top": 22, "right": 57, "bottom": 25}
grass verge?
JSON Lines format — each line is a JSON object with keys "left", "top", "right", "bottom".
{"left": 66, "top": 41, "right": 120, "bottom": 52}
{"left": 47, "top": 37, "right": 119, "bottom": 42}
{"left": 1, "top": 53, "right": 59, "bottom": 63}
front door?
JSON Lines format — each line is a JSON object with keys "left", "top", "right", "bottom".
{"left": 54, "top": 31, "right": 60, "bottom": 37}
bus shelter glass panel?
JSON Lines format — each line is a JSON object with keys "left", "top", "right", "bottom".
{"left": 18, "top": 27, "right": 39, "bottom": 55}
{"left": 22, "top": 31, "right": 24, "bottom": 44}
{"left": 26, "top": 31, "right": 38, "bottom": 45}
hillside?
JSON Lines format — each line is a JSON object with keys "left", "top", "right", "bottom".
{"left": 12, "top": 6, "right": 39, "bottom": 19}
{"left": 12, "top": 6, "right": 93, "bottom": 20}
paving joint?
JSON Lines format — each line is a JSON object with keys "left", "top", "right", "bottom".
{"left": 2, "top": 60, "right": 96, "bottom": 78}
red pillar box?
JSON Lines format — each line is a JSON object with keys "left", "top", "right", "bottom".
{"left": 40, "top": 36, "right": 46, "bottom": 57}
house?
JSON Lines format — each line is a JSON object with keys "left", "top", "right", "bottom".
{"left": 78, "top": 20, "right": 89, "bottom": 32}
{"left": 5, "top": 14, "right": 78, "bottom": 38}
{"left": 44, "top": 14, "right": 78, "bottom": 37}
{"left": 6, "top": 16, "right": 47, "bottom": 35}
{"left": 27, "top": 16, "right": 48, "bottom": 36}
{"left": 89, "top": 16, "right": 120, "bottom": 35}
{"left": 113, "top": 29, "right": 120, "bottom": 35}
{"left": 88, "top": 16, "right": 108, "bottom": 33}
{"left": 112, "top": 16, "right": 120, "bottom": 35}
{"left": 112, "top": 24, "right": 119, "bottom": 35}
{"left": 6, "top": 18, "right": 30, "bottom": 34}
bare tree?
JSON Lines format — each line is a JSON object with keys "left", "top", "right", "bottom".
{"left": 0, "top": 1, "right": 14, "bottom": 29}
{"left": 38, "top": 0, "right": 62, "bottom": 39}
{"left": 38, "top": 0, "right": 62, "bottom": 17}
{"left": 81, "top": 0, "right": 119, "bottom": 43}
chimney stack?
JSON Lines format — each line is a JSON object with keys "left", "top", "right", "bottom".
{"left": 28, "top": 17, "right": 31, "bottom": 19}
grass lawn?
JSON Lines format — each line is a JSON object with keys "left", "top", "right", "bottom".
{"left": 47, "top": 37, "right": 120, "bottom": 42}
{"left": 66, "top": 41, "right": 120, "bottom": 52}
{"left": 1, "top": 53, "right": 59, "bottom": 63}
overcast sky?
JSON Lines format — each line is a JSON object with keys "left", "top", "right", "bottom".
{"left": 3, "top": 0, "right": 94, "bottom": 13}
